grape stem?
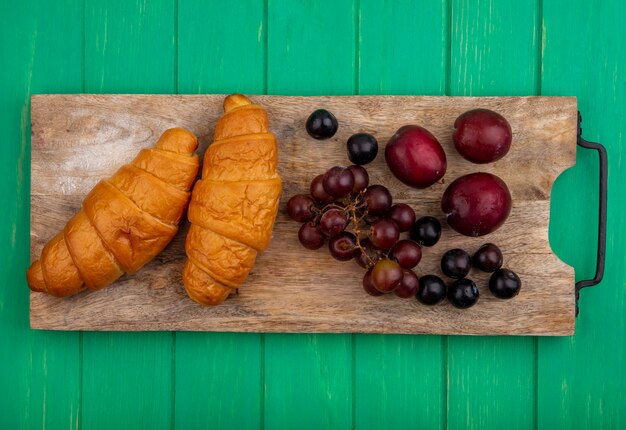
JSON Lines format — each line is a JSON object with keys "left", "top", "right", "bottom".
{"left": 342, "top": 192, "right": 378, "bottom": 268}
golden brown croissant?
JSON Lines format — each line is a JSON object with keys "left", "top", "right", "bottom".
{"left": 27, "top": 128, "right": 200, "bottom": 297}
{"left": 183, "top": 94, "right": 282, "bottom": 306}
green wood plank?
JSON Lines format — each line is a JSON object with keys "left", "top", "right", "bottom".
{"left": 447, "top": 1, "right": 539, "bottom": 429}
{"left": 82, "top": 1, "right": 176, "bottom": 428}
{"left": 355, "top": 1, "right": 447, "bottom": 429}
{"left": 0, "top": 1, "right": 82, "bottom": 428}
{"left": 178, "top": 0, "right": 266, "bottom": 95}
{"left": 355, "top": 335, "right": 445, "bottom": 430}
{"left": 174, "top": 334, "right": 262, "bottom": 430}
{"left": 85, "top": 0, "right": 176, "bottom": 93}
{"left": 358, "top": 0, "right": 448, "bottom": 96}
{"left": 265, "top": 1, "right": 355, "bottom": 428}
{"left": 175, "top": 1, "right": 265, "bottom": 429}
{"left": 539, "top": 1, "right": 626, "bottom": 428}
{"left": 267, "top": 0, "right": 356, "bottom": 96}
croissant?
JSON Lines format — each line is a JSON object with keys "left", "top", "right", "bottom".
{"left": 183, "top": 94, "right": 282, "bottom": 306}
{"left": 27, "top": 128, "right": 200, "bottom": 297}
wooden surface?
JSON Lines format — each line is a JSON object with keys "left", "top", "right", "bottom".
{"left": 30, "top": 94, "right": 577, "bottom": 335}
{"left": 2, "top": 0, "right": 625, "bottom": 428}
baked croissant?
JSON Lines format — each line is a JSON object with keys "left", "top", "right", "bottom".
{"left": 27, "top": 128, "right": 200, "bottom": 297}
{"left": 183, "top": 94, "right": 282, "bottom": 306}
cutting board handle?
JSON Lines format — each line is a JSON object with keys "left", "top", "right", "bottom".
{"left": 575, "top": 112, "right": 608, "bottom": 316}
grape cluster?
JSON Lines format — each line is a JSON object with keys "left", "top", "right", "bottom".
{"left": 287, "top": 165, "right": 435, "bottom": 299}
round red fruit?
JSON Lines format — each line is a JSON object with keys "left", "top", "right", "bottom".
{"left": 286, "top": 194, "right": 315, "bottom": 222}
{"left": 371, "top": 259, "right": 403, "bottom": 292}
{"left": 394, "top": 269, "right": 419, "bottom": 298}
{"left": 385, "top": 125, "right": 447, "bottom": 188}
{"left": 453, "top": 109, "right": 512, "bottom": 164}
{"left": 441, "top": 172, "right": 511, "bottom": 237}
{"left": 390, "top": 240, "right": 422, "bottom": 269}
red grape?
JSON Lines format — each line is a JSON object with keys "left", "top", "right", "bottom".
{"left": 310, "top": 174, "right": 334, "bottom": 204}
{"left": 363, "top": 268, "right": 383, "bottom": 296}
{"left": 298, "top": 222, "right": 324, "bottom": 250}
{"left": 371, "top": 258, "right": 403, "bottom": 292}
{"left": 369, "top": 218, "right": 400, "bottom": 250}
{"left": 390, "top": 240, "right": 422, "bottom": 268}
{"left": 348, "top": 165, "right": 369, "bottom": 194}
{"left": 363, "top": 185, "right": 392, "bottom": 215}
{"left": 323, "top": 166, "right": 355, "bottom": 198}
{"left": 347, "top": 133, "right": 378, "bottom": 165}
{"left": 394, "top": 269, "right": 419, "bottom": 298}
{"left": 355, "top": 238, "right": 379, "bottom": 268}
{"left": 473, "top": 243, "right": 503, "bottom": 272}
{"left": 387, "top": 203, "right": 416, "bottom": 232}
{"left": 440, "top": 248, "right": 471, "bottom": 279}
{"left": 447, "top": 278, "right": 479, "bottom": 308}
{"left": 328, "top": 232, "right": 358, "bottom": 261}
{"left": 319, "top": 208, "right": 348, "bottom": 237}
{"left": 417, "top": 275, "right": 447, "bottom": 305}
{"left": 286, "top": 194, "right": 315, "bottom": 222}
{"left": 410, "top": 216, "right": 441, "bottom": 247}
{"left": 488, "top": 268, "right": 521, "bottom": 299}
{"left": 306, "top": 109, "right": 338, "bottom": 140}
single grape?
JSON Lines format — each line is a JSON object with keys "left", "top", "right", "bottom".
{"left": 410, "top": 216, "right": 442, "bottom": 247}
{"left": 369, "top": 218, "right": 400, "bottom": 250}
{"left": 328, "top": 232, "right": 358, "bottom": 261}
{"left": 306, "top": 109, "right": 338, "bottom": 140}
{"left": 440, "top": 248, "right": 472, "bottom": 279}
{"left": 387, "top": 203, "right": 416, "bottom": 232}
{"left": 355, "top": 238, "right": 379, "bottom": 269}
{"left": 348, "top": 165, "right": 369, "bottom": 194}
{"left": 416, "top": 275, "right": 447, "bottom": 305}
{"left": 394, "top": 269, "right": 419, "bottom": 298}
{"left": 447, "top": 278, "right": 479, "bottom": 309}
{"left": 323, "top": 166, "right": 355, "bottom": 198}
{"left": 310, "top": 174, "right": 334, "bottom": 204}
{"left": 390, "top": 240, "right": 422, "bottom": 269}
{"left": 286, "top": 194, "right": 315, "bottom": 222}
{"left": 319, "top": 208, "right": 348, "bottom": 237}
{"left": 298, "top": 222, "right": 325, "bottom": 250}
{"left": 347, "top": 133, "right": 378, "bottom": 165}
{"left": 473, "top": 243, "right": 503, "bottom": 272}
{"left": 363, "top": 268, "right": 383, "bottom": 296}
{"left": 489, "top": 268, "right": 521, "bottom": 299}
{"left": 371, "top": 258, "right": 403, "bottom": 292}
{"left": 363, "top": 185, "right": 392, "bottom": 215}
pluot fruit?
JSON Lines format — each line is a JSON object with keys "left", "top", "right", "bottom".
{"left": 385, "top": 125, "right": 447, "bottom": 188}
{"left": 441, "top": 172, "right": 511, "bottom": 237}
{"left": 453, "top": 109, "right": 512, "bottom": 164}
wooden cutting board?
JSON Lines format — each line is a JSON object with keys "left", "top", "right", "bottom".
{"left": 29, "top": 94, "right": 578, "bottom": 335}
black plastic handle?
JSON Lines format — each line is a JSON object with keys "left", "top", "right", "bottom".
{"left": 575, "top": 112, "right": 608, "bottom": 316}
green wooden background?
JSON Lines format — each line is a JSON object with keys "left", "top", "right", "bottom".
{"left": 1, "top": 0, "right": 624, "bottom": 428}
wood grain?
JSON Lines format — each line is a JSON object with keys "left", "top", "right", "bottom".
{"left": 30, "top": 94, "right": 577, "bottom": 335}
